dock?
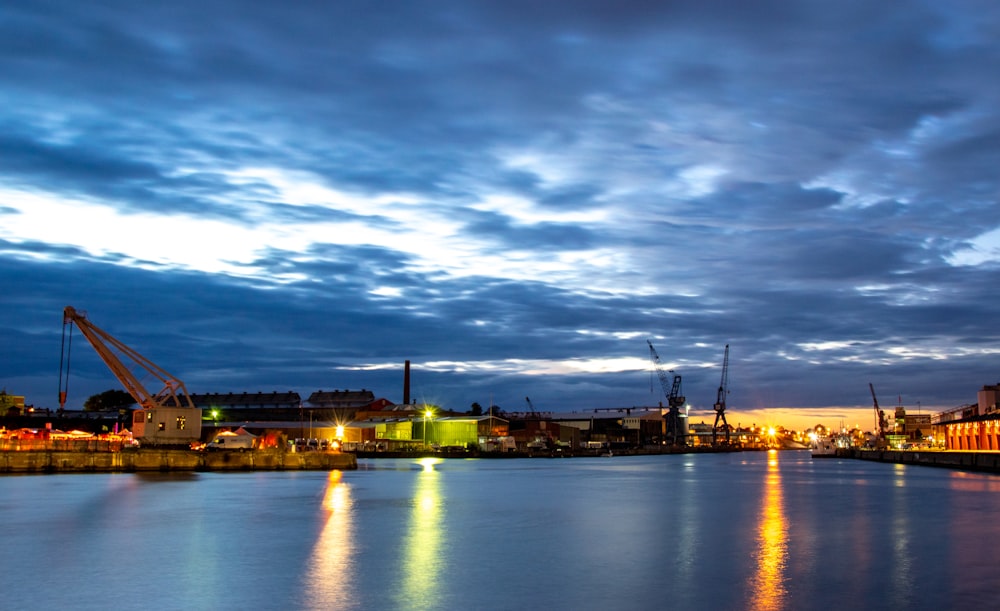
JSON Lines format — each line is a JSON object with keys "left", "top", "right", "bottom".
{"left": 849, "top": 449, "right": 1000, "bottom": 474}
{"left": 0, "top": 448, "right": 357, "bottom": 474}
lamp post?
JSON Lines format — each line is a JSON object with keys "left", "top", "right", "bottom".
{"left": 423, "top": 409, "right": 433, "bottom": 450}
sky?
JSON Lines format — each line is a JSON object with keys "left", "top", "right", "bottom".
{"left": 2, "top": 1, "right": 999, "bottom": 432}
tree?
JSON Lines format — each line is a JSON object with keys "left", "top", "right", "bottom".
{"left": 84, "top": 389, "right": 136, "bottom": 412}
{"left": 469, "top": 402, "right": 483, "bottom": 416}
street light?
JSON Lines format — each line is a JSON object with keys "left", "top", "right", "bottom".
{"left": 423, "top": 409, "right": 433, "bottom": 449}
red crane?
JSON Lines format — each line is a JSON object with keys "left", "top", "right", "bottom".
{"left": 59, "top": 306, "right": 202, "bottom": 446}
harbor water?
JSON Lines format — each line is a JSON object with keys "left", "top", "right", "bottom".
{"left": 2, "top": 451, "right": 999, "bottom": 610}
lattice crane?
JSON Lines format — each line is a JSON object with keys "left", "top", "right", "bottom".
{"left": 648, "top": 340, "right": 686, "bottom": 446}
{"left": 59, "top": 306, "right": 202, "bottom": 445}
{"left": 869, "top": 382, "right": 888, "bottom": 448}
{"left": 712, "top": 344, "right": 731, "bottom": 446}
{"left": 525, "top": 396, "right": 538, "bottom": 415}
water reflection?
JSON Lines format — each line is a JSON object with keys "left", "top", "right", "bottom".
{"left": 673, "top": 460, "right": 698, "bottom": 607}
{"left": 304, "top": 471, "right": 356, "bottom": 609}
{"left": 398, "top": 457, "right": 444, "bottom": 610}
{"left": 748, "top": 450, "right": 788, "bottom": 611}
{"left": 889, "top": 464, "right": 913, "bottom": 607}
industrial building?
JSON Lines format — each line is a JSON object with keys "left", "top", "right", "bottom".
{"left": 934, "top": 384, "right": 1000, "bottom": 451}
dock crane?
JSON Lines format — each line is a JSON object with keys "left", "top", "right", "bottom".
{"left": 712, "top": 344, "right": 731, "bottom": 446}
{"left": 648, "top": 340, "right": 686, "bottom": 446}
{"left": 59, "top": 306, "right": 202, "bottom": 446}
{"left": 525, "top": 396, "right": 538, "bottom": 418}
{"left": 869, "top": 383, "right": 888, "bottom": 449}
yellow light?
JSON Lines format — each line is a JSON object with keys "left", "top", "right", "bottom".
{"left": 768, "top": 427, "right": 776, "bottom": 437}
{"left": 424, "top": 410, "right": 433, "bottom": 419}
{"left": 335, "top": 425, "right": 345, "bottom": 438}
{"left": 417, "top": 456, "right": 441, "bottom": 471}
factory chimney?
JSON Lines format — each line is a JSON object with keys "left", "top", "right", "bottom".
{"left": 403, "top": 360, "right": 411, "bottom": 406}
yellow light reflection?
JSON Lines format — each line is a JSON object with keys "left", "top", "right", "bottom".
{"left": 400, "top": 458, "right": 444, "bottom": 610}
{"left": 748, "top": 451, "right": 788, "bottom": 611}
{"left": 304, "top": 471, "right": 355, "bottom": 608}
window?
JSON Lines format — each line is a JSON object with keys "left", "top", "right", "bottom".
{"left": 176, "top": 416, "right": 186, "bottom": 430}
{"left": 158, "top": 422, "right": 165, "bottom": 431}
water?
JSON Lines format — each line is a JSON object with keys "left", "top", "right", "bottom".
{"left": 2, "top": 451, "right": 999, "bottom": 610}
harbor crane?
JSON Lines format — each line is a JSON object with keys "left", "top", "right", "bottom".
{"left": 712, "top": 344, "right": 731, "bottom": 446}
{"left": 648, "top": 340, "right": 686, "bottom": 446}
{"left": 525, "top": 396, "right": 538, "bottom": 418}
{"left": 869, "top": 383, "right": 888, "bottom": 449}
{"left": 59, "top": 306, "right": 202, "bottom": 446}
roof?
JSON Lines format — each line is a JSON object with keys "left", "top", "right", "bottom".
{"left": 306, "top": 389, "right": 376, "bottom": 406}
{"left": 190, "top": 391, "right": 301, "bottom": 407}
{"left": 943, "top": 412, "right": 1000, "bottom": 425}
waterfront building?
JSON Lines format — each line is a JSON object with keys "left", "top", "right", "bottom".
{"left": 935, "top": 384, "right": 1000, "bottom": 451}
{"left": 339, "top": 413, "right": 496, "bottom": 451}
{"left": 0, "top": 390, "right": 26, "bottom": 416}
{"left": 305, "top": 389, "right": 376, "bottom": 409}
{"left": 193, "top": 391, "right": 302, "bottom": 410}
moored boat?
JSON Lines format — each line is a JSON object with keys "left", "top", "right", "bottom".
{"left": 810, "top": 435, "right": 837, "bottom": 458}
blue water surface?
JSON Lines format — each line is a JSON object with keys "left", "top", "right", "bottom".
{"left": 1, "top": 451, "right": 998, "bottom": 610}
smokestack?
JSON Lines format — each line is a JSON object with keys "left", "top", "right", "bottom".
{"left": 403, "top": 360, "right": 411, "bottom": 405}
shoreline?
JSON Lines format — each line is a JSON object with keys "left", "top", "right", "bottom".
{"left": 847, "top": 448, "right": 1000, "bottom": 474}
{"left": 0, "top": 448, "right": 357, "bottom": 474}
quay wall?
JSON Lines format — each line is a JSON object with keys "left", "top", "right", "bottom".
{"left": 0, "top": 449, "right": 356, "bottom": 474}
{"left": 850, "top": 449, "right": 1000, "bottom": 474}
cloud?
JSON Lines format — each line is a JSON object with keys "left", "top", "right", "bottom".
{"left": 1, "top": 1, "right": 998, "bottom": 427}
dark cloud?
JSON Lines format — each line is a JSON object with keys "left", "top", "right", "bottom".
{"left": 1, "top": 1, "right": 999, "bottom": 425}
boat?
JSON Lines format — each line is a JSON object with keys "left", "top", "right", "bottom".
{"left": 810, "top": 435, "right": 837, "bottom": 458}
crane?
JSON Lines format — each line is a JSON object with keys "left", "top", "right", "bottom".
{"left": 869, "top": 383, "right": 888, "bottom": 448}
{"left": 59, "top": 306, "right": 202, "bottom": 446}
{"left": 648, "top": 340, "right": 686, "bottom": 446}
{"left": 525, "top": 396, "right": 538, "bottom": 418}
{"left": 712, "top": 344, "right": 731, "bottom": 446}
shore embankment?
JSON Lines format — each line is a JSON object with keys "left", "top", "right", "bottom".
{"left": 0, "top": 448, "right": 357, "bottom": 474}
{"left": 850, "top": 449, "right": 1000, "bottom": 474}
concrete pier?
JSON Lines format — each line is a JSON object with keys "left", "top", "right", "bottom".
{"left": 0, "top": 449, "right": 357, "bottom": 474}
{"left": 850, "top": 449, "right": 1000, "bottom": 474}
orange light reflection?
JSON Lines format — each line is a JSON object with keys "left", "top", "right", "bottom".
{"left": 748, "top": 450, "right": 788, "bottom": 611}
{"left": 303, "top": 470, "right": 355, "bottom": 608}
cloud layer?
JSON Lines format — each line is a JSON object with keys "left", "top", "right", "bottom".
{"left": 2, "top": 1, "right": 999, "bottom": 425}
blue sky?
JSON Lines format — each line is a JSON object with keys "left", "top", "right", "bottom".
{"left": 2, "top": 1, "right": 999, "bottom": 429}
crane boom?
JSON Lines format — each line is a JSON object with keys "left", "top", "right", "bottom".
{"left": 61, "top": 306, "right": 201, "bottom": 445}
{"left": 648, "top": 340, "right": 686, "bottom": 446}
{"left": 525, "top": 396, "right": 538, "bottom": 415}
{"left": 869, "top": 382, "right": 888, "bottom": 446}
{"left": 712, "top": 344, "right": 730, "bottom": 446}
